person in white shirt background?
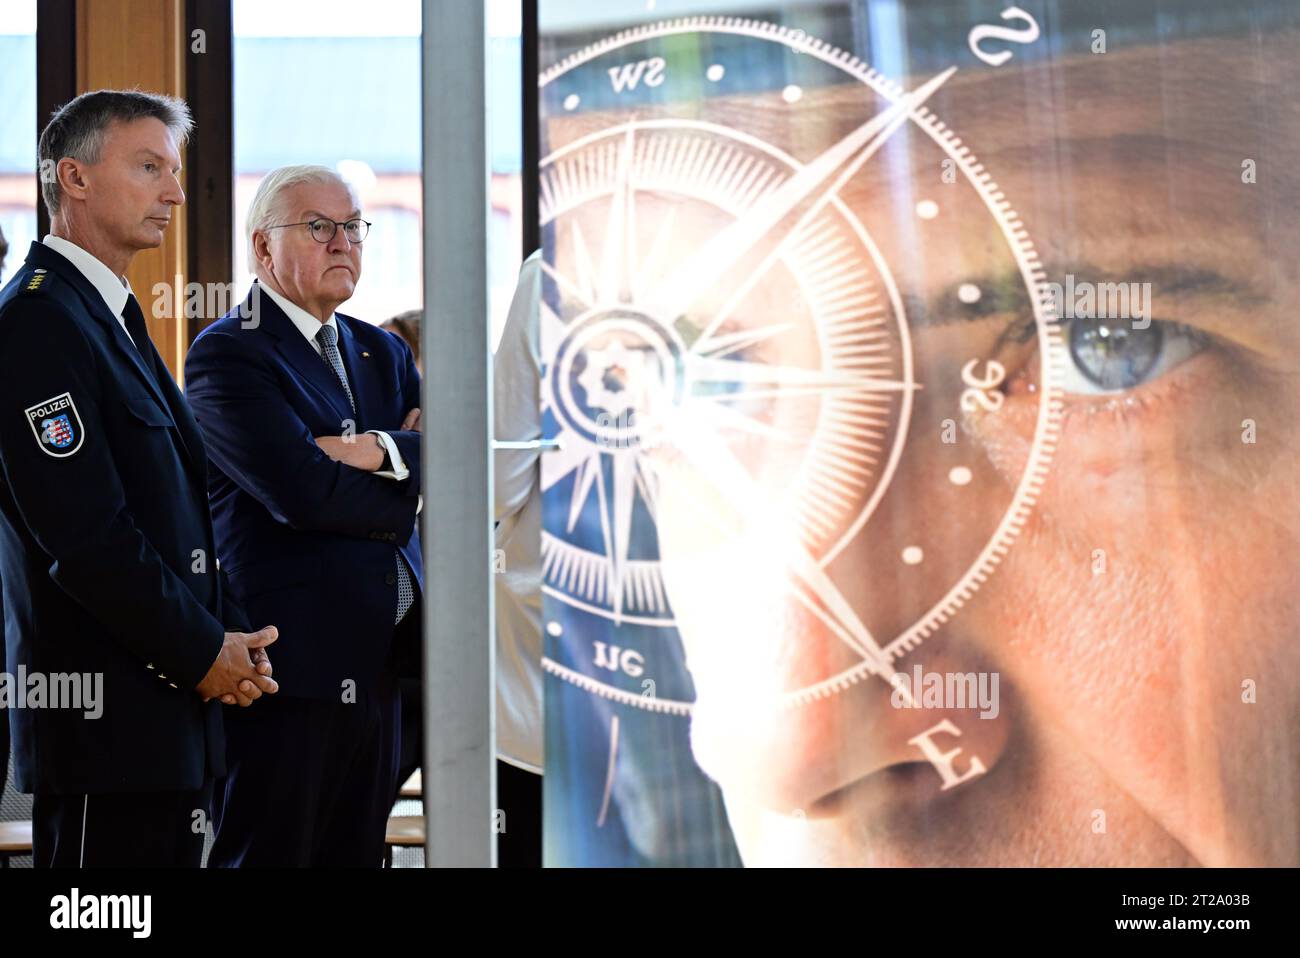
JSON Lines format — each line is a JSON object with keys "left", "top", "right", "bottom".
{"left": 493, "top": 249, "right": 544, "bottom": 867}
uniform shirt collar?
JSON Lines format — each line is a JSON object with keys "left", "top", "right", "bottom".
{"left": 42, "top": 234, "right": 131, "bottom": 318}
{"left": 257, "top": 279, "right": 338, "bottom": 348}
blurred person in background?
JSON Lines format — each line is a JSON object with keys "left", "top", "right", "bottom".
{"left": 380, "top": 307, "right": 422, "bottom": 809}
{"left": 381, "top": 309, "right": 422, "bottom": 375}
{"left": 493, "top": 250, "right": 544, "bottom": 867}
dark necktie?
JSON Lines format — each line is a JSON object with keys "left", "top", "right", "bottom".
{"left": 121, "top": 293, "right": 200, "bottom": 470}
{"left": 316, "top": 323, "right": 414, "bottom": 625}
{"left": 122, "top": 293, "right": 162, "bottom": 388}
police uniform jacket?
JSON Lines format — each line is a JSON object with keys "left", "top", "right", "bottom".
{"left": 0, "top": 240, "right": 248, "bottom": 795}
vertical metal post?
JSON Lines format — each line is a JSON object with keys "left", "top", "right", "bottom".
{"left": 36, "top": 0, "right": 77, "bottom": 242}
{"left": 421, "top": 0, "right": 495, "bottom": 867}
{"left": 521, "top": 0, "right": 540, "bottom": 257}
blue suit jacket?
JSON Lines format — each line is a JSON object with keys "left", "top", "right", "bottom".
{"left": 0, "top": 242, "right": 245, "bottom": 794}
{"left": 184, "top": 283, "right": 423, "bottom": 700}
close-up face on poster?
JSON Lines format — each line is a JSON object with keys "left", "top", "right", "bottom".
{"left": 536, "top": 0, "right": 1300, "bottom": 867}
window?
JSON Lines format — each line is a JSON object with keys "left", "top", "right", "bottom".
{"left": 0, "top": 1, "right": 37, "bottom": 286}
{"left": 231, "top": 0, "right": 422, "bottom": 325}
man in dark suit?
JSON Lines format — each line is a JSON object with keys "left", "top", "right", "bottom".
{"left": 185, "top": 165, "right": 423, "bottom": 867}
{"left": 0, "top": 90, "right": 279, "bottom": 868}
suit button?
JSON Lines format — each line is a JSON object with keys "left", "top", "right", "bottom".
{"left": 385, "top": 571, "right": 397, "bottom": 586}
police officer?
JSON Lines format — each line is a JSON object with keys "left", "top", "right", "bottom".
{"left": 0, "top": 90, "right": 280, "bottom": 867}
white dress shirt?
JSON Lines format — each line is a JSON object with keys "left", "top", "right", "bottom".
{"left": 42, "top": 234, "right": 136, "bottom": 346}
{"left": 493, "top": 250, "right": 544, "bottom": 773}
{"left": 257, "top": 280, "right": 411, "bottom": 484}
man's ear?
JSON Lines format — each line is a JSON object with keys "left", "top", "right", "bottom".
{"left": 57, "top": 158, "right": 90, "bottom": 203}
{"left": 252, "top": 230, "right": 274, "bottom": 272}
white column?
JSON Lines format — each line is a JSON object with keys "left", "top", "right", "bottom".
{"left": 421, "top": 0, "right": 496, "bottom": 868}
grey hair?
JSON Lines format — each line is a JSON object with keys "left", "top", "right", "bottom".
{"left": 38, "top": 89, "right": 193, "bottom": 217}
{"left": 245, "top": 164, "right": 356, "bottom": 270}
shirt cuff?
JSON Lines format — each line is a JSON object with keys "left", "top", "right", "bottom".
{"left": 367, "top": 430, "right": 409, "bottom": 481}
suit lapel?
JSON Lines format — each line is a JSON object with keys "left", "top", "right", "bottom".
{"left": 30, "top": 245, "right": 171, "bottom": 415}
{"left": 253, "top": 284, "right": 357, "bottom": 425}
{"left": 29, "top": 244, "right": 205, "bottom": 480}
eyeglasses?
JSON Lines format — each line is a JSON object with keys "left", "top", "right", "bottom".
{"left": 265, "top": 217, "right": 371, "bottom": 244}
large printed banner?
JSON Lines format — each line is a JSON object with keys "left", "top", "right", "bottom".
{"left": 538, "top": 1, "right": 1300, "bottom": 866}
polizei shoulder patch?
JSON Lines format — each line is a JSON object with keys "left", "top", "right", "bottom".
{"left": 25, "top": 391, "right": 85, "bottom": 457}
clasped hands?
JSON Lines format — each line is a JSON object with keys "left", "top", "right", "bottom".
{"left": 313, "top": 407, "right": 421, "bottom": 471}
{"left": 196, "top": 626, "right": 280, "bottom": 706}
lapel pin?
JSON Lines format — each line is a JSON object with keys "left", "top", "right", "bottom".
{"left": 362, "top": 351, "right": 370, "bottom": 358}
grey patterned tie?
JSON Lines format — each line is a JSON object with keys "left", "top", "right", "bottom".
{"left": 316, "top": 323, "right": 414, "bottom": 624}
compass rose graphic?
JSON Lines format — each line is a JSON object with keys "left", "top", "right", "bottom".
{"left": 538, "top": 17, "right": 1063, "bottom": 714}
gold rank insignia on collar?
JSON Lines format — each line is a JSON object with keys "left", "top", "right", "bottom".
{"left": 23, "top": 268, "right": 48, "bottom": 293}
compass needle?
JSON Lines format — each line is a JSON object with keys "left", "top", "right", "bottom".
{"left": 540, "top": 259, "right": 592, "bottom": 311}
{"left": 692, "top": 399, "right": 793, "bottom": 442}
{"left": 695, "top": 322, "right": 796, "bottom": 358}
{"left": 566, "top": 456, "right": 600, "bottom": 533}
{"left": 643, "top": 67, "right": 956, "bottom": 331}
{"left": 689, "top": 354, "right": 920, "bottom": 399}
{"left": 598, "top": 127, "right": 636, "bottom": 304}
{"left": 571, "top": 221, "right": 601, "bottom": 306}
{"left": 662, "top": 409, "right": 893, "bottom": 678}
{"left": 631, "top": 204, "right": 677, "bottom": 301}
{"left": 609, "top": 452, "right": 638, "bottom": 622}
